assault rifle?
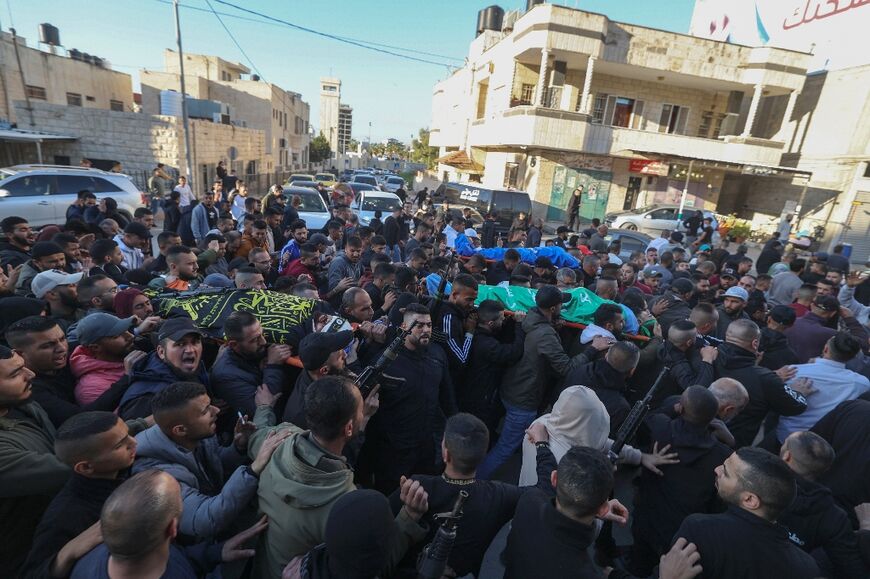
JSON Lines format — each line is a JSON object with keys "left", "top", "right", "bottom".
{"left": 608, "top": 366, "right": 670, "bottom": 464}
{"left": 353, "top": 321, "right": 417, "bottom": 398}
{"left": 417, "top": 490, "right": 469, "bottom": 579}
{"left": 429, "top": 252, "right": 456, "bottom": 319}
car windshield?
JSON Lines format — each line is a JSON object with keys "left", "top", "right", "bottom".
{"left": 386, "top": 177, "right": 404, "bottom": 184}
{"left": 632, "top": 204, "right": 659, "bottom": 214}
{"left": 362, "top": 196, "right": 401, "bottom": 212}
{"left": 354, "top": 176, "right": 378, "bottom": 185}
{"left": 350, "top": 183, "right": 377, "bottom": 192}
{"left": 292, "top": 190, "right": 327, "bottom": 213}
{"left": 315, "top": 174, "right": 332, "bottom": 181}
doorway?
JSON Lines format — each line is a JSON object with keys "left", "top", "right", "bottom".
{"left": 624, "top": 176, "right": 641, "bottom": 210}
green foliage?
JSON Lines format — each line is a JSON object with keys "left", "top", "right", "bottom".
{"left": 410, "top": 128, "right": 438, "bottom": 169}
{"left": 309, "top": 133, "right": 332, "bottom": 163}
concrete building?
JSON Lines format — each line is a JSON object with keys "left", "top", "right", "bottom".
{"left": 430, "top": 4, "right": 814, "bottom": 231}
{"left": 338, "top": 104, "right": 353, "bottom": 155}
{"left": 319, "top": 77, "right": 341, "bottom": 155}
{"left": 141, "top": 50, "right": 310, "bottom": 175}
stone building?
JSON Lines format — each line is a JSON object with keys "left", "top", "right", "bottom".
{"left": 430, "top": 4, "right": 814, "bottom": 233}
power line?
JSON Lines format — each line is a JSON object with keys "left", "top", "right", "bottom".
{"left": 210, "top": 0, "right": 458, "bottom": 67}
{"left": 150, "top": 0, "right": 463, "bottom": 64}
{"left": 203, "top": 0, "right": 264, "bottom": 79}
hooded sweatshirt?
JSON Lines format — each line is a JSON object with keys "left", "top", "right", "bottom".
{"left": 119, "top": 351, "right": 209, "bottom": 420}
{"left": 70, "top": 346, "right": 126, "bottom": 405}
{"left": 519, "top": 386, "right": 640, "bottom": 486}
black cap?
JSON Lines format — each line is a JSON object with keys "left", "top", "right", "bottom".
{"left": 124, "top": 221, "right": 152, "bottom": 238}
{"left": 721, "top": 268, "right": 737, "bottom": 279}
{"left": 299, "top": 330, "right": 354, "bottom": 370}
{"left": 536, "top": 285, "right": 571, "bottom": 309}
{"left": 32, "top": 241, "right": 65, "bottom": 259}
{"left": 556, "top": 225, "right": 570, "bottom": 234}
{"left": 769, "top": 305, "right": 797, "bottom": 326}
{"left": 309, "top": 232, "right": 334, "bottom": 246}
{"left": 158, "top": 317, "right": 205, "bottom": 342}
{"left": 671, "top": 278, "right": 695, "bottom": 295}
{"left": 670, "top": 231, "right": 684, "bottom": 242}
{"left": 813, "top": 295, "right": 840, "bottom": 312}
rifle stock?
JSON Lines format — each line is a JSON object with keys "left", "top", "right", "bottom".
{"left": 417, "top": 490, "right": 469, "bottom": 579}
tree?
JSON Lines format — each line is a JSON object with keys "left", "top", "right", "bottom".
{"left": 347, "top": 138, "right": 360, "bottom": 152}
{"left": 411, "top": 128, "right": 438, "bottom": 168}
{"left": 309, "top": 133, "right": 332, "bottom": 163}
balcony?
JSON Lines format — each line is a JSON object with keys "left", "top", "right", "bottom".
{"left": 468, "top": 105, "right": 786, "bottom": 166}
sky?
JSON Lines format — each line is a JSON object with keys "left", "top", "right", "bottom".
{"left": 8, "top": 0, "right": 695, "bottom": 142}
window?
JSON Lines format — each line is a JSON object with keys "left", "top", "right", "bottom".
{"left": 109, "top": 100, "right": 124, "bottom": 112}
{"left": 613, "top": 233, "right": 646, "bottom": 253}
{"left": 85, "top": 96, "right": 95, "bottom": 102}
{"left": 591, "top": 94, "right": 608, "bottom": 123}
{"left": 322, "top": 85, "right": 337, "bottom": 92}
{"left": 26, "top": 85, "right": 46, "bottom": 100}
{"left": 697, "top": 111, "right": 713, "bottom": 138}
{"left": 92, "top": 177, "right": 124, "bottom": 193}
{"left": 294, "top": 190, "right": 327, "bottom": 212}
{"left": 55, "top": 176, "right": 97, "bottom": 195}
{"left": 476, "top": 81, "right": 488, "bottom": 119}
{"left": 712, "top": 113, "right": 727, "bottom": 138}
{"left": 648, "top": 208, "right": 677, "bottom": 220}
{"left": 520, "top": 83, "right": 534, "bottom": 105}
{"left": 504, "top": 162, "right": 519, "bottom": 188}
{"left": 658, "top": 104, "right": 690, "bottom": 134}
{"left": 66, "top": 93, "right": 82, "bottom": 106}
{"left": 2, "top": 175, "right": 54, "bottom": 196}
{"left": 245, "top": 160, "right": 257, "bottom": 175}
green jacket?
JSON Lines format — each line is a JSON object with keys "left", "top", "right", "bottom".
{"left": 248, "top": 406, "right": 426, "bottom": 579}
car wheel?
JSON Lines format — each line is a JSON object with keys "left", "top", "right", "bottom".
{"left": 622, "top": 222, "right": 638, "bottom": 231}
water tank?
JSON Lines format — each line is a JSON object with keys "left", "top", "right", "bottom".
{"left": 251, "top": 74, "right": 260, "bottom": 81}
{"left": 39, "top": 23, "right": 60, "bottom": 46}
{"left": 69, "top": 48, "right": 81, "bottom": 60}
{"left": 476, "top": 5, "right": 504, "bottom": 36}
{"left": 92, "top": 56, "right": 104, "bottom": 68}
{"left": 81, "top": 53, "right": 91, "bottom": 64}
{"left": 527, "top": 0, "right": 545, "bottom": 11}
{"left": 160, "top": 90, "right": 184, "bottom": 117}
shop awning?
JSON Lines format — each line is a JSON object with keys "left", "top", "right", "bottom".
{"left": 435, "top": 150, "right": 484, "bottom": 173}
{"left": 621, "top": 148, "right": 812, "bottom": 179}
{"left": 0, "top": 128, "right": 77, "bottom": 143}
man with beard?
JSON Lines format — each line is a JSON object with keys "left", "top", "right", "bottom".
{"left": 15, "top": 242, "right": 67, "bottom": 297}
{"left": 0, "top": 216, "right": 35, "bottom": 268}
{"left": 133, "top": 381, "right": 286, "bottom": 540}
{"left": 211, "top": 311, "right": 293, "bottom": 418}
{"left": 32, "top": 270, "right": 85, "bottom": 331}
{"left": 0, "top": 345, "right": 70, "bottom": 574}
{"left": 282, "top": 330, "right": 354, "bottom": 427}
{"left": 6, "top": 317, "right": 135, "bottom": 428}
{"left": 150, "top": 245, "right": 200, "bottom": 291}
{"left": 671, "top": 448, "right": 819, "bottom": 578}
{"left": 759, "top": 305, "right": 799, "bottom": 371}
{"left": 119, "top": 317, "right": 209, "bottom": 420}
{"left": 20, "top": 412, "right": 139, "bottom": 579}
{"left": 283, "top": 243, "right": 321, "bottom": 285}
{"left": 364, "top": 303, "right": 458, "bottom": 494}
{"left": 715, "top": 286, "right": 751, "bottom": 339}
{"left": 70, "top": 313, "right": 142, "bottom": 407}
{"left": 278, "top": 219, "right": 310, "bottom": 274}
{"left": 51, "top": 233, "right": 86, "bottom": 274}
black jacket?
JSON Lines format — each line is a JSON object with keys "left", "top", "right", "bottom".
{"left": 431, "top": 301, "right": 471, "bottom": 388}
{"left": 756, "top": 247, "right": 782, "bottom": 276}
{"left": 565, "top": 358, "right": 631, "bottom": 436}
{"left": 812, "top": 400, "right": 870, "bottom": 519}
{"left": 504, "top": 489, "right": 603, "bottom": 579}
{"left": 632, "top": 415, "right": 731, "bottom": 555}
{"left": 460, "top": 321, "right": 524, "bottom": 425}
{"left": 119, "top": 352, "right": 209, "bottom": 420}
{"left": 485, "top": 261, "right": 512, "bottom": 286}
{"left": 162, "top": 200, "right": 182, "bottom": 233}
{"left": 31, "top": 367, "right": 131, "bottom": 428}
{"left": 210, "top": 348, "right": 290, "bottom": 418}
{"left": 778, "top": 476, "right": 867, "bottom": 579}
{"left": 383, "top": 215, "right": 401, "bottom": 246}
{"left": 651, "top": 292, "right": 693, "bottom": 338}
{"left": 629, "top": 341, "right": 715, "bottom": 408}
{"left": 0, "top": 241, "right": 30, "bottom": 269}
{"left": 715, "top": 342, "right": 807, "bottom": 448}
{"left": 714, "top": 305, "right": 751, "bottom": 340}
{"left": 20, "top": 474, "right": 123, "bottom": 578}
{"left": 282, "top": 370, "right": 315, "bottom": 428}
{"left": 759, "top": 327, "right": 799, "bottom": 371}
{"left": 674, "top": 505, "right": 819, "bottom": 579}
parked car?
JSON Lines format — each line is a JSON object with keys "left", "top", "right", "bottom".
{"left": 282, "top": 186, "right": 331, "bottom": 230}
{"left": 0, "top": 164, "right": 146, "bottom": 227}
{"left": 314, "top": 173, "right": 336, "bottom": 187}
{"left": 605, "top": 204, "right": 717, "bottom": 236}
{"left": 286, "top": 174, "right": 315, "bottom": 185}
{"left": 352, "top": 190, "right": 402, "bottom": 226}
{"left": 345, "top": 182, "right": 379, "bottom": 197}
{"left": 351, "top": 174, "right": 380, "bottom": 188}
{"left": 382, "top": 176, "right": 406, "bottom": 194}
{"left": 434, "top": 182, "right": 532, "bottom": 234}
{"left": 339, "top": 169, "right": 354, "bottom": 182}
{"left": 432, "top": 203, "right": 484, "bottom": 230}
{"left": 606, "top": 230, "right": 654, "bottom": 262}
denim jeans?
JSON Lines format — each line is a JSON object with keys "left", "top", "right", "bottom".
{"left": 477, "top": 400, "right": 537, "bottom": 480}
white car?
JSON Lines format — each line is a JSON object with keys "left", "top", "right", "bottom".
{"left": 382, "top": 176, "right": 406, "bottom": 194}
{"left": 351, "top": 174, "right": 379, "bottom": 189}
{"left": 0, "top": 164, "right": 146, "bottom": 226}
{"left": 605, "top": 204, "right": 717, "bottom": 236}
{"left": 283, "top": 186, "right": 331, "bottom": 230}
{"left": 352, "top": 190, "right": 402, "bottom": 226}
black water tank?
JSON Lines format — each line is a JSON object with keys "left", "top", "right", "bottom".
{"left": 69, "top": 48, "right": 81, "bottom": 60}
{"left": 39, "top": 23, "right": 60, "bottom": 46}
{"left": 476, "top": 5, "right": 504, "bottom": 36}
{"left": 527, "top": 0, "right": 545, "bottom": 11}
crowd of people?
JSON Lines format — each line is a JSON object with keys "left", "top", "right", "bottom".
{"left": 1, "top": 177, "right": 870, "bottom": 579}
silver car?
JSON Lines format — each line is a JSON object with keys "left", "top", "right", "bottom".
{"left": 605, "top": 204, "right": 716, "bottom": 236}
{"left": 352, "top": 191, "right": 402, "bottom": 226}
{"left": 382, "top": 176, "right": 406, "bottom": 194}
{"left": 0, "top": 165, "right": 146, "bottom": 226}
{"left": 282, "top": 186, "right": 331, "bottom": 231}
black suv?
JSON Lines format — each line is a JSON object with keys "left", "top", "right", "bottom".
{"left": 433, "top": 182, "right": 532, "bottom": 233}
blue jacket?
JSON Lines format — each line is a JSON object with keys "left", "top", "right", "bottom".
{"left": 133, "top": 422, "right": 258, "bottom": 539}
{"left": 191, "top": 203, "right": 211, "bottom": 242}
{"left": 119, "top": 351, "right": 209, "bottom": 420}
{"left": 71, "top": 543, "right": 222, "bottom": 579}
{"left": 210, "top": 347, "right": 290, "bottom": 417}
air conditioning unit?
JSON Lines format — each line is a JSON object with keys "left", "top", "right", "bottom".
{"left": 213, "top": 113, "right": 230, "bottom": 125}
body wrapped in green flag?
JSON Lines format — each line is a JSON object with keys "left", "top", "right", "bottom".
{"left": 475, "top": 285, "right": 611, "bottom": 325}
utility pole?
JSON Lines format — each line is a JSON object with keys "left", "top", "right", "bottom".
{"left": 174, "top": 0, "right": 195, "bottom": 192}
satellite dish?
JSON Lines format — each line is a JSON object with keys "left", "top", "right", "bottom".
{"left": 227, "top": 146, "right": 238, "bottom": 161}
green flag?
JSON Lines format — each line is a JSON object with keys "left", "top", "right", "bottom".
{"left": 475, "top": 285, "right": 612, "bottom": 325}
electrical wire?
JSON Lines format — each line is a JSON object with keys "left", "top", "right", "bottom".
{"left": 203, "top": 0, "right": 265, "bottom": 79}
{"left": 151, "top": 0, "right": 462, "bottom": 64}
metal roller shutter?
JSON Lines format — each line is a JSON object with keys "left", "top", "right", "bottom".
{"left": 840, "top": 191, "right": 870, "bottom": 264}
